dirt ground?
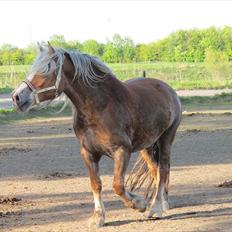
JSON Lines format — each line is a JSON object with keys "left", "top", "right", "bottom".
{"left": 0, "top": 113, "right": 232, "bottom": 232}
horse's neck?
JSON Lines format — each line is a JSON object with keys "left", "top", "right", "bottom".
{"left": 64, "top": 74, "right": 127, "bottom": 116}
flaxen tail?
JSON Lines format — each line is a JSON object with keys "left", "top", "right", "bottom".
{"left": 126, "top": 143, "right": 159, "bottom": 203}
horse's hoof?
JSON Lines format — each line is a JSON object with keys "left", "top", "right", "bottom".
{"left": 88, "top": 217, "right": 105, "bottom": 228}
{"left": 132, "top": 197, "right": 147, "bottom": 212}
{"left": 148, "top": 201, "right": 163, "bottom": 218}
{"left": 148, "top": 209, "right": 163, "bottom": 218}
{"left": 162, "top": 200, "right": 169, "bottom": 211}
{"left": 88, "top": 212, "right": 105, "bottom": 228}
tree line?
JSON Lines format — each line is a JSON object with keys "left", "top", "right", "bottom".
{"left": 1, "top": 26, "right": 232, "bottom": 65}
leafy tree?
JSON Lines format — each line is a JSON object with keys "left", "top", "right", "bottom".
{"left": 0, "top": 44, "right": 18, "bottom": 65}
{"left": 24, "top": 43, "right": 37, "bottom": 64}
{"left": 111, "top": 34, "right": 124, "bottom": 62}
{"left": 123, "top": 37, "right": 136, "bottom": 62}
{"left": 3, "top": 27, "right": 232, "bottom": 65}
{"left": 102, "top": 42, "right": 118, "bottom": 63}
{"left": 67, "top": 40, "right": 83, "bottom": 51}
{"left": 49, "top": 34, "right": 69, "bottom": 49}
{"left": 82, "top": 39, "right": 103, "bottom": 57}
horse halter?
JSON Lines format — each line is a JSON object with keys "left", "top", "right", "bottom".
{"left": 23, "top": 55, "right": 63, "bottom": 105}
{"left": 23, "top": 79, "right": 59, "bottom": 105}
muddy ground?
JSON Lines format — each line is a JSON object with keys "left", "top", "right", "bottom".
{"left": 0, "top": 113, "right": 232, "bottom": 232}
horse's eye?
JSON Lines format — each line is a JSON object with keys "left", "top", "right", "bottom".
{"left": 48, "top": 63, "right": 51, "bottom": 71}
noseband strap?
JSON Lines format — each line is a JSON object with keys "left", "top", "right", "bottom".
{"left": 23, "top": 79, "right": 58, "bottom": 105}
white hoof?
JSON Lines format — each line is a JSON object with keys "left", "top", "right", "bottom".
{"left": 132, "top": 196, "right": 147, "bottom": 212}
{"left": 162, "top": 200, "right": 169, "bottom": 211}
{"left": 88, "top": 211, "right": 105, "bottom": 228}
{"left": 148, "top": 201, "right": 163, "bottom": 218}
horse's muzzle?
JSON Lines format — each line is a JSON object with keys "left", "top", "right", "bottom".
{"left": 11, "top": 88, "right": 32, "bottom": 112}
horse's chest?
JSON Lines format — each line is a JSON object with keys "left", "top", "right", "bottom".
{"left": 82, "top": 128, "right": 112, "bottom": 154}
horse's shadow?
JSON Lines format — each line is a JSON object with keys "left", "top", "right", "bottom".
{"left": 105, "top": 207, "right": 232, "bottom": 227}
{"left": 105, "top": 187, "right": 232, "bottom": 227}
{"left": 105, "top": 217, "right": 160, "bottom": 227}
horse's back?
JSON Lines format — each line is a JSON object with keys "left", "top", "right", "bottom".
{"left": 125, "top": 77, "right": 174, "bottom": 96}
{"left": 125, "top": 77, "right": 181, "bottom": 114}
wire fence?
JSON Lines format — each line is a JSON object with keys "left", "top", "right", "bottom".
{"left": 0, "top": 65, "right": 30, "bottom": 90}
{"left": 0, "top": 62, "right": 231, "bottom": 91}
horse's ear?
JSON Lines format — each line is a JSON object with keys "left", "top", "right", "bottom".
{"left": 37, "top": 42, "right": 43, "bottom": 52}
{"left": 47, "top": 41, "right": 55, "bottom": 55}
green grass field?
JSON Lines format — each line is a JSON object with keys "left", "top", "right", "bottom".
{"left": 0, "top": 62, "right": 232, "bottom": 93}
{"left": 0, "top": 65, "right": 30, "bottom": 93}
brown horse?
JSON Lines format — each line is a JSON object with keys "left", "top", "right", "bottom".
{"left": 12, "top": 43, "right": 182, "bottom": 227}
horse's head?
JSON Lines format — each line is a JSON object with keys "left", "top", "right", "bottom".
{"left": 12, "top": 42, "right": 66, "bottom": 112}
{"left": 12, "top": 42, "right": 112, "bottom": 112}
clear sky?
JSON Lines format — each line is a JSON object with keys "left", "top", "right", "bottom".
{"left": 0, "top": 0, "right": 232, "bottom": 48}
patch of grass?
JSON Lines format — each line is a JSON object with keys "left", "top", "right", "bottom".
{"left": 180, "top": 92, "right": 232, "bottom": 105}
{"left": 0, "top": 65, "right": 30, "bottom": 93}
{"left": 180, "top": 92, "right": 232, "bottom": 112}
{"left": 0, "top": 65, "right": 30, "bottom": 73}
{"left": 0, "top": 87, "right": 13, "bottom": 94}
{"left": 0, "top": 108, "right": 15, "bottom": 114}
{"left": 0, "top": 104, "right": 72, "bottom": 125}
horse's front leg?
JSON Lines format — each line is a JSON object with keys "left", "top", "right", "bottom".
{"left": 80, "top": 146, "right": 105, "bottom": 227}
{"left": 113, "top": 147, "right": 147, "bottom": 212}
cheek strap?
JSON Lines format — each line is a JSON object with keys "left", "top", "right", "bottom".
{"left": 22, "top": 79, "right": 58, "bottom": 105}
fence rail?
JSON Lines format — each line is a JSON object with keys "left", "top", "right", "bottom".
{"left": 0, "top": 72, "right": 27, "bottom": 89}
{"left": 0, "top": 63, "right": 232, "bottom": 91}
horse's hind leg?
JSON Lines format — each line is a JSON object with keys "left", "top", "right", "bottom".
{"left": 113, "top": 146, "right": 147, "bottom": 212}
{"left": 80, "top": 146, "right": 105, "bottom": 227}
{"left": 148, "top": 123, "right": 179, "bottom": 218}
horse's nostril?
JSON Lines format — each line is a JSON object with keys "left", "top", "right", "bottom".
{"left": 15, "top": 95, "right": 20, "bottom": 102}
{"left": 13, "top": 94, "right": 20, "bottom": 104}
